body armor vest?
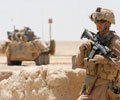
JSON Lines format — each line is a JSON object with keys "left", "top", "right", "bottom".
{"left": 85, "top": 31, "right": 118, "bottom": 81}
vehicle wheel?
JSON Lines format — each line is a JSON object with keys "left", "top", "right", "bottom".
{"left": 7, "top": 58, "right": 22, "bottom": 66}
{"left": 44, "top": 53, "right": 50, "bottom": 65}
{"left": 14, "top": 61, "right": 22, "bottom": 65}
{"left": 50, "top": 40, "right": 55, "bottom": 55}
{"left": 35, "top": 54, "right": 44, "bottom": 65}
{"left": 35, "top": 53, "right": 50, "bottom": 65}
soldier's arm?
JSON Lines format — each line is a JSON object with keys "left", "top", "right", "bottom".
{"left": 109, "top": 35, "right": 120, "bottom": 69}
{"left": 76, "top": 40, "right": 93, "bottom": 69}
{"left": 76, "top": 49, "right": 85, "bottom": 68}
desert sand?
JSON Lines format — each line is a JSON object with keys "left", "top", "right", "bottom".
{"left": 0, "top": 41, "right": 86, "bottom": 100}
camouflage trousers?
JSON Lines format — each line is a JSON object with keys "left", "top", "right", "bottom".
{"left": 77, "top": 83, "right": 110, "bottom": 100}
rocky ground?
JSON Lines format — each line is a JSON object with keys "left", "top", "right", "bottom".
{"left": 0, "top": 41, "right": 86, "bottom": 100}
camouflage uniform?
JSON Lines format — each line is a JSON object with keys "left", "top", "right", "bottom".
{"left": 76, "top": 8, "right": 120, "bottom": 100}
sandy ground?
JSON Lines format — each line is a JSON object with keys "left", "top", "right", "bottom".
{"left": 0, "top": 41, "right": 81, "bottom": 71}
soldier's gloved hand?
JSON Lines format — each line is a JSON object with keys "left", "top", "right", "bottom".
{"left": 79, "top": 40, "right": 94, "bottom": 51}
{"left": 89, "top": 54, "right": 109, "bottom": 64}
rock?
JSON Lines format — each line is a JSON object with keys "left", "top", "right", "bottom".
{"left": 0, "top": 67, "right": 86, "bottom": 100}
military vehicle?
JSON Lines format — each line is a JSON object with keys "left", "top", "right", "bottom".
{"left": 6, "top": 27, "right": 55, "bottom": 65}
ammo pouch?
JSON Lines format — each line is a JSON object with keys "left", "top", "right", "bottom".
{"left": 108, "top": 82, "right": 120, "bottom": 100}
{"left": 84, "top": 58, "right": 97, "bottom": 76}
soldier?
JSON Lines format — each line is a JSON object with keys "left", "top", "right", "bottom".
{"left": 76, "top": 8, "right": 120, "bottom": 100}
{"left": 23, "top": 27, "right": 37, "bottom": 41}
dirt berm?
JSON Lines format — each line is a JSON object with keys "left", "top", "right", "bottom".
{"left": 0, "top": 67, "right": 85, "bottom": 100}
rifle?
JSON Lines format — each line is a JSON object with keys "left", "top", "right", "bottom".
{"left": 81, "top": 29, "right": 117, "bottom": 65}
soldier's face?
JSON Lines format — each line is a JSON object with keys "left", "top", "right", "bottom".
{"left": 95, "top": 20, "right": 111, "bottom": 32}
{"left": 96, "top": 22, "right": 106, "bottom": 31}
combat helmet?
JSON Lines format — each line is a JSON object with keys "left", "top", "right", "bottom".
{"left": 89, "top": 8, "right": 115, "bottom": 24}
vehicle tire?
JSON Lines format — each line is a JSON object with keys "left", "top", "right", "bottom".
{"left": 14, "top": 61, "right": 22, "bottom": 65}
{"left": 44, "top": 53, "right": 50, "bottom": 65}
{"left": 7, "top": 58, "right": 22, "bottom": 65}
{"left": 35, "top": 54, "right": 44, "bottom": 65}
{"left": 35, "top": 53, "right": 50, "bottom": 65}
{"left": 50, "top": 40, "right": 55, "bottom": 55}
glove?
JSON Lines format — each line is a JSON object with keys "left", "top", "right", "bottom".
{"left": 89, "top": 54, "right": 109, "bottom": 64}
{"left": 79, "top": 40, "right": 94, "bottom": 51}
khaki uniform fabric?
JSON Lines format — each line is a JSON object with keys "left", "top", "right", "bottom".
{"left": 77, "top": 83, "right": 109, "bottom": 100}
{"left": 76, "top": 31, "right": 120, "bottom": 100}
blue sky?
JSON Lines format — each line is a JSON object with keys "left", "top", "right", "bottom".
{"left": 0, "top": 0, "right": 120, "bottom": 40}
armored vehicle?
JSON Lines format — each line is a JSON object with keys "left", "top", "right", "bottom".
{"left": 6, "top": 27, "right": 55, "bottom": 65}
